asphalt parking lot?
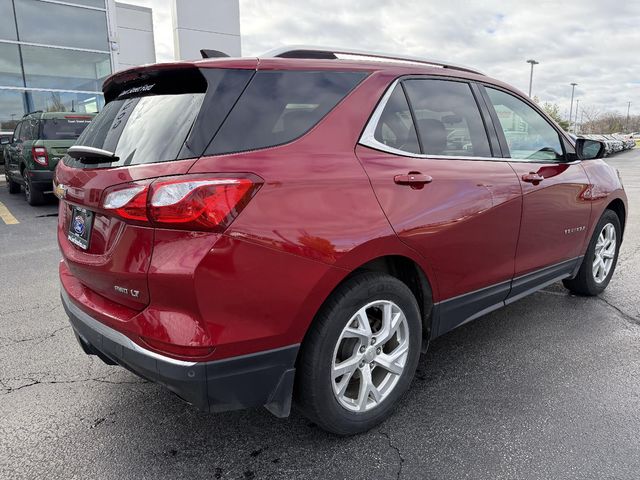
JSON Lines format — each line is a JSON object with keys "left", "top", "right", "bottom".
{"left": 1, "top": 151, "right": 639, "bottom": 480}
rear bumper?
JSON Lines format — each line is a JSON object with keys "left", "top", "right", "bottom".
{"left": 27, "top": 169, "right": 54, "bottom": 190}
{"left": 61, "top": 290, "right": 299, "bottom": 417}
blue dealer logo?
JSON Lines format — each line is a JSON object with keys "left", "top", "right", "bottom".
{"left": 72, "top": 215, "right": 85, "bottom": 236}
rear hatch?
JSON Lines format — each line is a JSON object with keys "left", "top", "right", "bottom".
{"left": 38, "top": 115, "right": 94, "bottom": 170}
{"left": 55, "top": 61, "right": 258, "bottom": 310}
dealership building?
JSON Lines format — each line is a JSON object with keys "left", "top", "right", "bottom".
{"left": 0, "top": 0, "right": 240, "bottom": 131}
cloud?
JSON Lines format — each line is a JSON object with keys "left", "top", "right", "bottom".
{"left": 125, "top": 0, "right": 640, "bottom": 117}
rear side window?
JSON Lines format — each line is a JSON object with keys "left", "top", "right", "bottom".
{"left": 20, "top": 118, "right": 38, "bottom": 141}
{"left": 403, "top": 79, "right": 491, "bottom": 157}
{"left": 373, "top": 85, "right": 420, "bottom": 154}
{"left": 41, "top": 117, "right": 92, "bottom": 140}
{"left": 206, "top": 71, "right": 367, "bottom": 155}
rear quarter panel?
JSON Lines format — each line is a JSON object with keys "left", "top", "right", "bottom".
{"left": 184, "top": 71, "right": 437, "bottom": 355}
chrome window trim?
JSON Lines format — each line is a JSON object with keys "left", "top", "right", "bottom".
{"left": 358, "top": 78, "right": 576, "bottom": 165}
{"left": 359, "top": 78, "right": 497, "bottom": 162}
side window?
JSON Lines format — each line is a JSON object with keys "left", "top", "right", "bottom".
{"left": 20, "top": 119, "right": 38, "bottom": 141}
{"left": 403, "top": 79, "right": 491, "bottom": 157}
{"left": 13, "top": 122, "right": 22, "bottom": 142}
{"left": 373, "top": 84, "right": 420, "bottom": 154}
{"left": 485, "top": 87, "right": 564, "bottom": 161}
{"left": 207, "top": 70, "right": 367, "bottom": 155}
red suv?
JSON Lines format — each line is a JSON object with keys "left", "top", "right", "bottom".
{"left": 56, "top": 47, "right": 627, "bottom": 435}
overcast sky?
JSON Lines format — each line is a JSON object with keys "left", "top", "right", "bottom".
{"left": 128, "top": 0, "right": 639, "bottom": 121}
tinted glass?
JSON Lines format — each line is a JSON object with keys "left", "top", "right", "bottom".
{"left": 28, "top": 90, "right": 104, "bottom": 114}
{"left": 373, "top": 84, "right": 420, "bottom": 154}
{"left": 403, "top": 79, "right": 491, "bottom": 157}
{"left": 0, "top": 43, "right": 24, "bottom": 87}
{"left": 486, "top": 87, "right": 563, "bottom": 161}
{"left": 207, "top": 70, "right": 367, "bottom": 155}
{"left": 20, "top": 118, "right": 39, "bottom": 141}
{"left": 0, "top": 90, "right": 26, "bottom": 131}
{"left": 21, "top": 46, "right": 111, "bottom": 91}
{"left": 0, "top": 0, "right": 17, "bottom": 40}
{"left": 41, "top": 116, "right": 93, "bottom": 140}
{"left": 71, "top": 94, "right": 204, "bottom": 167}
{"left": 15, "top": 0, "right": 109, "bottom": 51}
{"left": 13, "top": 122, "right": 22, "bottom": 141}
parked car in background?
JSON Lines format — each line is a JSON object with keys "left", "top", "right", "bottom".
{"left": 3, "top": 111, "right": 95, "bottom": 205}
{"left": 0, "top": 130, "right": 13, "bottom": 173}
{"left": 583, "top": 134, "right": 613, "bottom": 156}
{"left": 56, "top": 47, "right": 627, "bottom": 435}
{"left": 604, "top": 134, "right": 624, "bottom": 152}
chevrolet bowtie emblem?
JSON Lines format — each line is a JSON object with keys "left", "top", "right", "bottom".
{"left": 53, "top": 182, "right": 67, "bottom": 199}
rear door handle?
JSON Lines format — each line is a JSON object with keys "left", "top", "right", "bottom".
{"left": 394, "top": 173, "right": 433, "bottom": 188}
{"left": 521, "top": 172, "right": 544, "bottom": 184}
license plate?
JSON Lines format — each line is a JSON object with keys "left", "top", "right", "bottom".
{"left": 67, "top": 206, "right": 94, "bottom": 250}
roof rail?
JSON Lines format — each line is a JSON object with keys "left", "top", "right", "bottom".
{"left": 23, "top": 110, "right": 43, "bottom": 117}
{"left": 261, "top": 45, "right": 484, "bottom": 76}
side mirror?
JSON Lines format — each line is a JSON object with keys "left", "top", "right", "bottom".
{"left": 0, "top": 138, "right": 9, "bottom": 145}
{"left": 576, "top": 138, "right": 605, "bottom": 160}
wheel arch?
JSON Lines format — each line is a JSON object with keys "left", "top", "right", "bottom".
{"left": 296, "top": 253, "right": 436, "bottom": 365}
{"left": 606, "top": 198, "right": 626, "bottom": 236}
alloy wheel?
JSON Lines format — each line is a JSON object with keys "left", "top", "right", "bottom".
{"left": 592, "top": 223, "right": 616, "bottom": 284}
{"left": 331, "top": 300, "right": 410, "bottom": 412}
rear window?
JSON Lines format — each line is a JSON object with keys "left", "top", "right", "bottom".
{"left": 41, "top": 117, "right": 93, "bottom": 140}
{"left": 66, "top": 68, "right": 253, "bottom": 168}
{"left": 73, "top": 93, "right": 205, "bottom": 167}
{"left": 65, "top": 68, "right": 366, "bottom": 168}
{"left": 206, "top": 70, "right": 367, "bottom": 155}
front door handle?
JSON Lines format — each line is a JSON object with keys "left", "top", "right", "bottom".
{"left": 394, "top": 172, "right": 433, "bottom": 189}
{"left": 521, "top": 172, "right": 544, "bottom": 184}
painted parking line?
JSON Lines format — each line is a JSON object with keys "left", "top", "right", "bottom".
{"left": 0, "top": 201, "right": 19, "bottom": 224}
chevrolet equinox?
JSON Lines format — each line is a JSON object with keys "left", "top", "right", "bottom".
{"left": 56, "top": 46, "right": 627, "bottom": 435}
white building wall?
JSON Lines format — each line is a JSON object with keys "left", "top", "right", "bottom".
{"left": 114, "top": 2, "right": 156, "bottom": 71}
{"left": 173, "top": 0, "right": 241, "bottom": 60}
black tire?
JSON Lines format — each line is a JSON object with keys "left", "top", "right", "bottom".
{"left": 23, "top": 170, "right": 45, "bottom": 206}
{"left": 7, "top": 176, "right": 21, "bottom": 194}
{"left": 563, "top": 209, "right": 621, "bottom": 296}
{"left": 295, "top": 272, "right": 423, "bottom": 435}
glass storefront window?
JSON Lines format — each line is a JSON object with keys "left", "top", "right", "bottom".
{"left": 22, "top": 45, "right": 111, "bottom": 91}
{"left": 0, "top": 90, "right": 27, "bottom": 131}
{"left": 15, "top": 0, "right": 109, "bottom": 51}
{"left": 66, "top": 0, "right": 105, "bottom": 8}
{"left": 28, "top": 90, "right": 104, "bottom": 114}
{"left": 0, "top": 43, "right": 24, "bottom": 87}
{"left": 0, "top": 0, "right": 17, "bottom": 41}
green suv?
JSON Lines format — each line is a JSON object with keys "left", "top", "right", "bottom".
{"left": 2, "top": 111, "right": 95, "bottom": 205}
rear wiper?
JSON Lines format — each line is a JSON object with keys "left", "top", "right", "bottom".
{"left": 67, "top": 145, "right": 119, "bottom": 164}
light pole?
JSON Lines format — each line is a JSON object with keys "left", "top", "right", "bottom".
{"left": 626, "top": 101, "right": 631, "bottom": 133}
{"left": 526, "top": 59, "right": 539, "bottom": 97}
{"left": 568, "top": 83, "right": 578, "bottom": 132}
{"left": 573, "top": 99, "right": 579, "bottom": 133}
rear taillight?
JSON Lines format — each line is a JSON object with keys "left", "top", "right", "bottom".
{"left": 32, "top": 146, "right": 48, "bottom": 166}
{"left": 102, "top": 174, "right": 261, "bottom": 231}
{"left": 103, "top": 184, "right": 148, "bottom": 222}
